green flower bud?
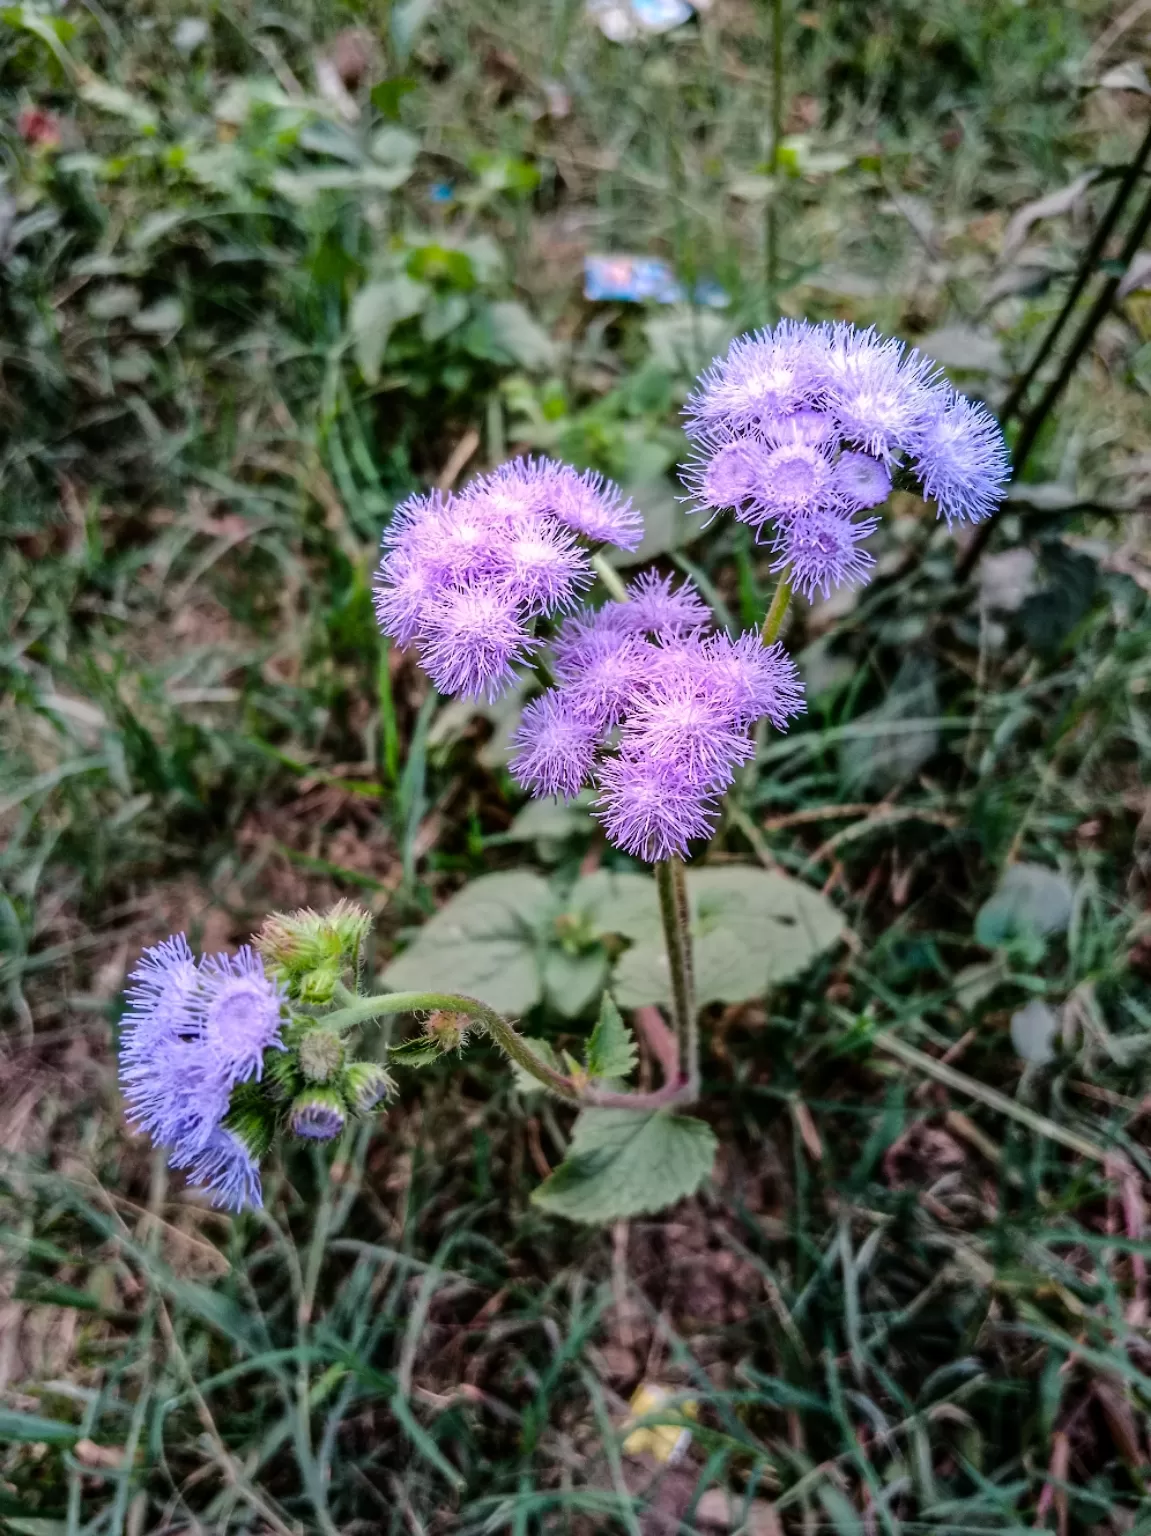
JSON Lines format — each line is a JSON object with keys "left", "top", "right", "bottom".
{"left": 298, "top": 965, "right": 340, "bottom": 1006}
{"left": 255, "top": 900, "right": 372, "bottom": 981}
{"left": 424, "top": 1010, "right": 471, "bottom": 1053}
{"left": 342, "top": 1061, "right": 396, "bottom": 1114}
{"left": 289, "top": 1087, "right": 347, "bottom": 1142}
{"left": 265, "top": 1048, "right": 303, "bottom": 1102}
{"left": 222, "top": 1096, "right": 275, "bottom": 1160}
{"left": 298, "top": 1027, "right": 344, "bottom": 1083}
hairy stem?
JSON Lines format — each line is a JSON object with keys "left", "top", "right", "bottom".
{"left": 761, "top": 572, "right": 793, "bottom": 645}
{"left": 656, "top": 858, "right": 698, "bottom": 1100}
{"left": 591, "top": 549, "right": 630, "bottom": 604}
{"left": 323, "top": 990, "right": 695, "bottom": 1111}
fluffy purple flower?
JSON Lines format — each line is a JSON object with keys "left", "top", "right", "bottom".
{"left": 494, "top": 518, "right": 591, "bottom": 617}
{"left": 595, "top": 752, "right": 720, "bottom": 863}
{"left": 193, "top": 947, "right": 285, "bottom": 1087}
{"left": 521, "top": 586, "right": 806, "bottom": 861}
{"left": 777, "top": 507, "right": 879, "bottom": 601}
{"left": 118, "top": 934, "right": 201, "bottom": 1068}
{"left": 618, "top": 571, "right": 711, "bottom": 636}
{"left": 835, "top": 451, "right": 892, "bottom": 511}
{"left": 121, "top": 1038, "right": 232, "bottom": 1160}
{"left": 623, "top": 674, "right": 756, "bottom": 791}
{"left": 544, "top": 464, "right": 644, "bottom": 551}
{"left": 695, "top": 632, "right": 806, "bottom": 731}
{"left": 678, "top": 319, "right": 1009, "bottom": 601}
{"left": 119, "top": 936, "right": 284, "bottom": 1209}
{"left": 511, "top": 692, "right": 601, "bottom": 798}
{"left": 420, "top": 587, "right": 532, "bottom": 701}
{"left": 686, "top": 320, "right": 827, "bottom": 435}
{"left": 739, "top": 437, "right": 837, "bottom": 530}
{"left": 374, "top": 459, "right": 642, "bottom": 702}
{"left": 173, "top": 1127, "right": 263, "bottom": 1212}
{"left": 822, "top": 331, "right": 938, "bottom": 463}
{"left": 764, "top": 408, "right": 839, "bottom": 448}
{"left": 911, "top": 389, "right": 1012, "bottom": 524}
{"left": 680, "top": 435, "right": 762, "bottom": 518}
{"left": 554, "top": 615, "right": 648, "bottom": 729}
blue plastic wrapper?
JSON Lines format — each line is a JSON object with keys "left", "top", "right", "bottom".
{"left": 587, "top": 0, "right": 697, "bottom": 40}
{"left": 584, "top": 255, "right": 728, "bottom": 307}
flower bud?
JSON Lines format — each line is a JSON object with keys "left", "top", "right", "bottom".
{"left": 289, "top": 1088, "right": 347, "bottom": 1141}
{"left": 255, "top": 901, "right": 372, "bottom": 982}
{"left": 298, "top": 1027, "right": 344, "bottom": 1083}
{"left": 342, "top": 1061, "right": 396, "bottom": 1114}
{"left": 222, "top": 1102, "right": 275, "bottom": 1161}
{"left": 424, "top": 1010, "right": 470, "bottom": 1053}
{"left": 298, "top": 965, "right": 340, "bottom": 1006}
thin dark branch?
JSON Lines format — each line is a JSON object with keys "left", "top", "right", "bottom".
{"left": 999, "top": 120, "right": 1151, "bottom": 427}
{"left": 955, "top": 171, "right": 1151, "bottom": 582}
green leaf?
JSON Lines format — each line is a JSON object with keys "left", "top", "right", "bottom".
{"left": 510, "top": 1037, "right": 561, "bottom": 1094}
{"left": 371, "top": 75, "right": 418, "bottom": 120}
{"left": 477, "top": 300, "right": 557, "bottom": 371}
{"left": 506, "top": 791, "right": 594, "bottom": 846}
{"left": 570, "top": 869, "right": 662, "bottom": 945}
{"left": 542, "top": 947, "right": 609, "bottom": 1020}
{"left": 532, "top": 1109, "right": 717, "bottom": 1223}
{"left": 350, "top": 275, "right": 429, "bottom": 383}
{"left": 381, "top": 871, "right": 552, "bottom": 1015}
{"left": 612, "top": 866, "right": 843, "bottom": 1009}
{"left": 585, "top": 994, "right": 637, "bottom": 1081}
{"left": 975, "top": 863, "right": 1074, "bottom": 952}
{"left": 388, "top": 1036, "right": 442, "bottom": 1069}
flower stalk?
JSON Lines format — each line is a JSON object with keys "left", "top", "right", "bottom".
{"left": 761, "top": 572, "right": 792, "bottom": 645}
{"left": 323, "top": 989, "right": 695, "bottom": 1111}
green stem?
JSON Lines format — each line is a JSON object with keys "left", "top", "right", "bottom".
{"left": 656, "top": 859, "right": 698, "bottom": 1100}
{"left": 761, "top": 572, "right": 792, "bottom": 644}
{"left": 323, "top": 991, "right": 580, "bottom": 1100}
{"left": 591, "top": 549, "right": 630, "bottom": 604}
{"left": 323, "top": 990, "right": 696, "bottom": 1111}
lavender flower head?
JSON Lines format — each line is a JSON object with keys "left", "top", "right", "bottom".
{"left": 374, "top": 458, "right": 641, "bottom": 701}
{"left": 681, "top": 320, "right": 1010, "bottom": 600}
{"left": 511, "top": 573, "right": 805, "bottom": 862}
{"left": 119, "top": 937, "right": 285, "bottom": 1209}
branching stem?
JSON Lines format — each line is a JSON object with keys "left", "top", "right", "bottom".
{"left": 324, "top": 990, "right": 695, "bottom": 1111}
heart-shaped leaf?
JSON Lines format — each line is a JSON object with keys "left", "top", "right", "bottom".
{"left": 532, "top": 1108, "right": 716, "bottom": 1223}
{"left": 381, "top": 871, "right": 552, "bottom": 1015}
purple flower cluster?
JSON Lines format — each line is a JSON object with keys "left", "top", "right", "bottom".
{"left": 511, "top": 573, "right": 804, "bottom": 862}
{"left": 374, "top": 458, "right": 643, "bottom": 701}
{"left": 681, "top": 321, "right": 1010, "bottom": 600}
{"left": 119, "top": 936, "right": 285, "bottom": 1210}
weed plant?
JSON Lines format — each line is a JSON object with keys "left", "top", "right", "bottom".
{"left": 3, "top": 0, "right": 1151, "bottom": 1530}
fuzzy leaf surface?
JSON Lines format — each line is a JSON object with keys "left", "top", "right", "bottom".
{"left": 532, "top": 1109, "right": 716, "bottom": 1223}
{"left": 612, "top": 866, "right": 843, "bottom": 1009}
{"left": 585, "top": 994, "right": 637, "bottom": 1081}
{"left": 381, "top": 870, "right": 552, "bottom": 1015}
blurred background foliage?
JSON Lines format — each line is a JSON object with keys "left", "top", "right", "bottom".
{"left": 4, "top": 0, "right": 1151, "bottom": 1531}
